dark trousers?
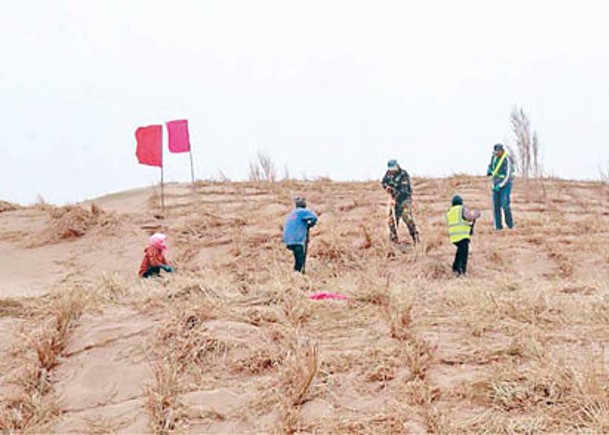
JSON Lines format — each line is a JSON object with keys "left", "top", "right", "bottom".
{"left": 492, "top": 182, "right": 514, "bottom": 230}
{"left": 452, "top": 239, "right": 470, "bottom": 276}
{"left": 287, "top": 244, "right": 306, "bottom": 273}
{"left": 142, "top": 266, "right": 161, "bottom": 278}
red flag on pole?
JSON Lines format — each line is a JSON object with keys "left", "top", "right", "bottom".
{"left": 135, "top": 125, "right": 163, "bottom": 167}
{"left": 166, "top": 119, "right": 191, "bottom": 153}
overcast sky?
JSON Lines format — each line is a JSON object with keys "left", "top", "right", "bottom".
{"left": 1, "top": 0, "right": 608, "bottom": 204}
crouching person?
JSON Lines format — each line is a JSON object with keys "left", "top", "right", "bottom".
{"left": 283, "top": 197, "right": 318, "bottom": 273}
{"left": 139, "top": 233, "right": 174, "bottom": 278}
{"left": 446, "top": 195, "right": 479, "bottom": 277}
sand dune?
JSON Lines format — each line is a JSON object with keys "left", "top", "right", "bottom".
{"left": 2, "top": 177, "right": 609, "bottom": 433}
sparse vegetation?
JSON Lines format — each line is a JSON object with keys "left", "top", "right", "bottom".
{"left": 510, "top": 106, "right": 543, "bottom": 178}
{"left": 248, "top": 150, "right": 277, "bottom": 182}
{"left": 2, "top": 177, "right": 609, "bottom": 433}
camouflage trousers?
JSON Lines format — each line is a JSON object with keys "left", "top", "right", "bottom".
{"left": 388, "top": 198, "right": 419, "bottom": 244}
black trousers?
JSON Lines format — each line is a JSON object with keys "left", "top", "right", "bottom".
{"left": 142, "top": 266, "right": 161, "bottom": 278}
{"left": 287, "top": 244, "right": 306, "bottom": 273}
{"left": 452, "top": 239, "right": 470, "bottom": 276}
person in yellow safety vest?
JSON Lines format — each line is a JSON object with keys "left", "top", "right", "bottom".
{"left": 447, "top": 195, "right": 480, "bottom": 276}
{"left": 486, "top": 143, "right": 514, "bottom": 230}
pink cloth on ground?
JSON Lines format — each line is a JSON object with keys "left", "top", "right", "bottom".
{"left": 308, "top": 292, "right": 348, "bottom": 301}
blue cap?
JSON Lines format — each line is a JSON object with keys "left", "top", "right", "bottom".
{"left": 387, "top": 159, "right": 398, "bottom": 169}
{"left": 493, "top": 143, "right": 504, "bottom": 151}
{"left": 452, "top": 195, "right": 463, "bottom": 206}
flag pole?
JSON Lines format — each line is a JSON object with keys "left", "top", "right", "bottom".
{"left": 161, "top": 167, "right": 165, "bottom": 213}
{"left": 189, "top": 148, "right": 195, "bottom": 184}
{"left": 161, "top": 130, "right": 165, "bottom": 215}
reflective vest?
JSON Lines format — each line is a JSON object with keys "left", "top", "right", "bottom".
{"left": 447, "top": 205, "right": 471, "bottom": 243}
{"left": 491, "top": 153, "right": 509, "bottom": 179}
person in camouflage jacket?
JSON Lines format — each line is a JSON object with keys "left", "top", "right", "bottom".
{"left": 381, "top": 159, "right": 420, "bottom": 245}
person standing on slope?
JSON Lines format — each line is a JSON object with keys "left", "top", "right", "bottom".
{"left": 283, "top": 196, "right": 318, "bottom": 273}
{"left": 382, "top": 159, "right": 420, "bottom": 245}
{"left": 487, "top": 143, "right": 514, "bottom": 230}
{"left": 447, "top": 195, "right": 479, "bottom": 276}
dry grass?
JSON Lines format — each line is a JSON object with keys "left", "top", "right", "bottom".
{"left": 146, "top": 359, "right": 183, "bottom": 435}
{"left": 0, "top": 289, "right": 83, "bottom": 432}
{"left": 4, "top": 178, "right": 609, "bottom": 432}
{"left": 0, "top": 200, "right": 20, "bottom": 213}
{"left": 27, "top": 203, "right": 124, "bottom": 246}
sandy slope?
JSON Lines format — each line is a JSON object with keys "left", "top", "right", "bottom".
{"left": 1, "top": 177, "right": 609, "bottom": 433}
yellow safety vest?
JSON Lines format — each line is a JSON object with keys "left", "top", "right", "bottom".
{"left": 447, "top": 205, "right": 471, "bottom": 243}
{"left": 491, "top": 153, "right": 508, "bottom": 178}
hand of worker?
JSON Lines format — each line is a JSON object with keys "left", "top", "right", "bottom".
{"left": 492, "top": 184, "right": 501, "bottom": 192}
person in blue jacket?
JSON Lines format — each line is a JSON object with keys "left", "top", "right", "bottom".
{"left": 283, "top": 196, "right": 318, "bottom": 273}
{"left": 487, "top": 143, "right": 514, "bottom": 230}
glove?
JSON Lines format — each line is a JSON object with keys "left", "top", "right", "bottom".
{"left": 161, "top": 265, "right": 174, "bottom": 273}
{"left": 492, "top": 184, "right": 501, "bottom": 192}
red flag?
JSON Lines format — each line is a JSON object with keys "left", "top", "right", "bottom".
{"left": 166, "top": 119, "right": 191, "bottom": 153}
{"left": 135, "top": 125, "right": 163, "bottom": 167}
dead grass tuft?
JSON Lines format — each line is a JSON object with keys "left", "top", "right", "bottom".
{"left": 281, "top": 339, "right": 318, "bottom": 407}
{"left": 30, "top": 204, "right": 123, "bottom": 245}
{"left": 146, "top": 359, "right": 183, "bottom": 434}
{"left": 0, "top": 289, "right": 83, "bottom": 432}
{"left": 156, "top": 310, "right": 227, "bottom": 373}
{"left": 0, "top": 200, "right": 20, "bottom": 213}
{"left": 404, "top": 337, "right": 436, "bottom": 381}
{"left": 418, "top": 257, "right": 452, "bottom": 279}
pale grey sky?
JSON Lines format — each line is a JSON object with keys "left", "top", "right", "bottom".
{"left": 1, "top": 0, "right": 608, "bottom": 204}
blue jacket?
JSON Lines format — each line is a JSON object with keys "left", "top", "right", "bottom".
{"left": 283, "top": 208, "right": 318, "bottom": 246}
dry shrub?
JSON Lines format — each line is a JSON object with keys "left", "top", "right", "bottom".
{"left": 311, "top": 239, "right": 347, "bottom": 261}
{"left": 487, "top": 291, "right": 563, "bottom": 325}
{"left": 0, "top": 200, "right": 19, "bottom": 213}
{"left": 281, "top": 289, "right": 312, "bottom": 326}
{"left": 404, "top": 337, "right": 436, "bottom": 380}
{"left": 0, "top": 290, "right": 83, "bottom": 432}
{"left": 387, "top": 298, "right": 413, "bottom": 341}
{"left": 34, "top": 203, "right": 121, "bottom": 244}
{"left": 365, "top": 362, "right": 397, "bottom": 384}
{"left": 355, "top": 288, "right": 390, "bottom": 308}
{"left": 146, "top": 359, "right": 183, "bottom": 434}
{"left": 248, "top": 151, "right": 277, "bottom": 182}
{"left": 404, "top": 378, "right": 441, "bottom": 406}
{"left": 280, "top": 338, "right": 318, "bottom": 406}
{"left": 358, "top": 225, "right": 372, "bottom": 250}
{"left": 0, "top": 394, "right": 59, "bottom": 433}
{"left": 545, "top": 244, "right": 574, "bottom": 278}
{"left": 418, "top": 257, "right": 451, "bottom": 279}
{"left": 321, "top": 411, "right": 409, "bottom": 434}
{"left": 423, "top": 227, "right": 444, "bottom": 254}
{"left": 232, "top": 343, "right": 286, "bottom": 375}
{"left": 469, "top": 356, "right": 609, "bottom": 431}
{"left": 156, "top": 309, "right": 228, "bottom": 373}
{"left": 278, "top": 339, "right": 318, "bottom": 433}
{"left": 0, "top": 298, "right": 25, "bottom": 317}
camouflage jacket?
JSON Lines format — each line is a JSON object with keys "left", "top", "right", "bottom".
{"left": 382, "top": 169, "right": 412, "bottom": 201}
